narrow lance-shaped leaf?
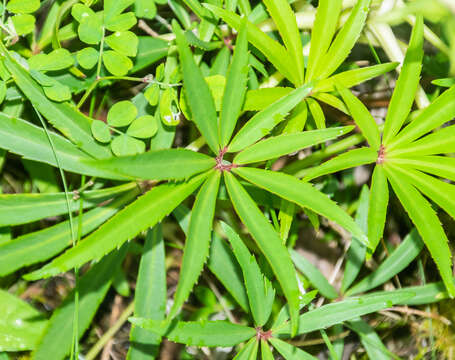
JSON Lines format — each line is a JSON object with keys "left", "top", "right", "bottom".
{"left": 388, "top": 156, "right": 455, "bottom": 183}
{"left": 384, "top": 164, "right": 455, "bottom": 297}
{"left": 367, "top": 165, "right": 389, "bottom": 256}
{"left": 24, "top": 173, "right": 207, "bottom": 280}
{"left": 83, "top": 149, "right": 215, "bottom": 181}
{"left": 129, "top": 318, "right": 256, "bottom": 347}
{"left": 261, "top": 340, "right": 274, "bottom": 360}
{"left": 337, "top": 85, "right": 381, "bottom": 151}
{"left": 228, "top": 83, "right": 313, "bottom": 153}
{"left": 127, "top": 226, "right": 166, "bottom": 360}
{"left": 234, "top": 126, "right": 354, "bottom": 165}
{"left": 382, "top": 16, "right": 424, "bottom": 145}
{"left": 306, "top": 97, "right": 325, "bottom": 129}
{"left": 303, "top": 147, "right": 377, "bottom": 182}
{"left": 305, "top": 0, "right": 342, "bottom": 82}
{"left": 222, "top": 222, "right": 275, "bottom": 327}
{"left": 347, "top": 229, "right": 424, "bottom": 296}
{"left": 224, "top": 172, "right": 300, "bottom": 335}
{"left": 235, "top": 167, "right": 368, "bottom": 245}
{"left": 316, "top": 0, "right": 370, "bottom": 80}
{"left": 269, "top": 338, "right": 317, "bottom": 360}
{"left": 234, "top": 337, "right": 259, "bottom": 360}
{"left": 168, "top": 171, "right": 220, "bottom": 320}
{"left": 263, "top": 0, "right": 305, "bottom": 85}
{"left": 220, "top": 18, "right": 249, "bottom": 147}
{"left": 172, "top": 21, "right": 219, "bottom": 153}
{"left": 388, "top": 85, "right": 455, "bottom": 151}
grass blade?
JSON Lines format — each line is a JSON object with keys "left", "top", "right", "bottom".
{"left": 168, "top": 171, "right": 220, "bottom": 319}
{"left": 224, "top": 172, "right": 300, "bottom": 335}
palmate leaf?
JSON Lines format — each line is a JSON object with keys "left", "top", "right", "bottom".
{"left": 129, "top": 318, "right": 256, "bottom": 347}
{"left": 384, "top": 164, "right": 455, "bottom": 297}
{"left": 274, "top": 291, "right": 415, "bottom": 336}
{"left": 0, "top": 113, "right": 127, "bottom": 180}
{"left": 173, "top": 21, "right": 219, "bottom": 153}
{"left": 305, "top": 0, "right": 342, "bottom": 82}
{"left": 234, "top": 167, "right": 368, "bottom": 245}
{"left": 382, "top": 16, "right": 424, "bottom": 145}
{"left": 224, "top": 172, "right": 300, "bottom": 335}
{"left": 388, "top": 156, "right": 455, "bottom": 182}
{"left": 269, "top": 338, "right": 317, "bottom": 360}
{"left": 0, "top": 182, "right": 137, "bottom": 226}
{"left": 347, "top": 229, "right": 423, "bottom": 296}
{"left": 24, "top": 172, "right": 207, "bottom": 280}
{"left": 32, "top": 245, "right": 128, "bottom": 360}
{"left": 263, "top": 0, "right": 304, "bottom": 85}
{"left": 387, "top": 85, "right": 455, "bottom": 151}
{"left": 168, "top": 171, "right": 220, "bottom": 320}
{"left": 0, "top": 189, "right": 139, "bottom": 277}
{"left": 128, "top": 226, "right": 166, "bottom": 360}
{"left": 222, "top": 222, "right": 275, "bottom": 327}
{"left": 367, "top": 165, "right": 389, "bottom": 256}
{"left": 84, "top": 149, "right": 215, "bottom": 181}
{"left": 228, "top": 83, "right": 314, "bottom": 152}
{"left": 0, "top": 43, "right": 111, "bottom": 159}
{"left": 302, "top": 147, "right": 377, "bottom": 181}
{"left": 315, "top": 0, "right": 371, "bottom": 80}
{"left": 234, "top": 126, "right": 354, "bottom": 165}
{"left": 203, "top": 4, "right": 296, "bottom": 84}
{"left": 219, "top": 18, "right": 249, "bottom": 147}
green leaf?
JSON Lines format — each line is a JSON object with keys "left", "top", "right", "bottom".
{"left": 0, "top": 290, "right": 47, "bottom": 352}
{"left": 290, "top": 249, "right": 338, "bottom": 300}
{"left": 261, "top": 340, "right": 275, "bottom": 360}
{"left": 314, "top": 62, "right": 399, "bottom": 93}
{"left": 221, "top": 222, "right": 275, "bottom": 327}
{"left": 160, "top": 87, "right": 180, "bottom": 126}
{"left": 23, "top": 173, "right": 207, "bottom": 280}
{"left": 220, "top": 19, "right": 249, "bottom": 147}
{"left": 303, "top": 147, "right": 377, "bottom": 181}
{"left": 234, "top": 338, "right": 259, "bottom": 360}
{"left": 29, "top": 49, "right": 75, "bottom": 72}
{"left": 77, "top": 47, "right": 99, "bottom": 70}
{"left": 269, "top": 338, "right": 317, "bottom": 360}
{"left": 367, "top": 165, "right": 389, "bottom": 256}
{"left": 347, "top": 229, "right": 423, "bottom": 296}
{"left": 127, "top": 226, "right": 166, "bottom": 360}
{"left": 131, "top": 37, "right": 168, "bottom": 73}
{"left": 341, "top": 185, "right": 369, "bottom": 293}
{"left": 204, "top": 4, "right": 296, "bottom": 84}
{"left": 388, "top": 156, "right": 455, "bottom": 183}
{"left": 306, "top": 97, "right": 325, "bottom": 129}
{"left": 432, "top": 77, "right": 455, "bottom": 87}
{"left": 0, "top": 182, "right": 136, "bottom": 226}
{"left": 229, "top": 83, "right": 313, "bottom": 153}
{"left": 305, "top": 0, "right": 342, "bottom": 81}
{"left": 274, "top": 292, "right": 415, "bottom": 336}
{"left": 336, "top": 85, "right": 381, "bottom": 150}
{"left": 78, "top": 13, "right": 104, "bottom": 44}
{"left": 11, "top": 14, "right": 35, "bottom": 35}
{"left": 91, "top": 120, "right": 111, "bottom": 143}
{"left": 43, "top": 81, "right": 72, "bottom": 102}
{"left": 384, "top": 164, "right": 455, "bottom": 297}
{"left": 0, "top": 190, "right": 137, "bottom": 277}
{"left": 104, "top": 0, "right": 135, "bottom": 23}
{"left": 207, "top": 233, "right": 250, "bottom": 312}
{"left": 234, "top": 127, "right": 353, "bottom": 165}
{"left": 32, "top": 247, "right": 128, "bottom": 360}
{"left": 173, "top": 20, "right": 219, "bottom": 153}
{"left": 0, "top": 113, "right": 125, "bottom": 179}
{"left": 129, "top": 318, "right": 256, "bottom": 347}
{"left": 111, "top": 134, "right": 145, "bottom": 156}
{"left": 7, "top": 0, "right": 40, "bottom": 13}
{"left": 243, "top": 87, "right": 292, "bottom": 111}
{"left": 388, "top": 85, "right": 455, "bottom": 150}
{"left": 103, "top": 50, "right": 133, "bottom": 76}
{"left": 84, "top": 149, "right": 215, "bottom": 181}
{"left": 71, "top": 4, "right": 95, "bottom": 22}
{"left": 168, "top": 172, "right": 220, "bottom": 319}
{"left": 106, "top": 31, "right": 139, "bottom": 57}
{"left": 263, "top": 0, "right": 304, "bottom": 85}
{"left": 105, "top": 12, "right": 138, "bottom": 32}
{"left": 108, "top": 100, "right": 138, "bottom": 126}
{"left": 127, "top": 115, "right": 158, "bottom": 139}
{"left": 315, "top": 0, "right": 370, "bottom": 80}
{"left": 0, "top": 44, "right": 111, "bottom": 158}
{"left": 235, "top": 167, "right": 368, "bottom": 245}
{"left": 224, "top": 172, "right": 300, "bottom": 335}
{"left": 311, "top": 92, "right": 348, "bottom": 114}
{"left": 134, "top": 0, "right": 157, "bottom": 19}
{"left": 382, "top": 16, "right": 424, "bottom": 145}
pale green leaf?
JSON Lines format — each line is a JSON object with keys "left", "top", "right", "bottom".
{"left": 382, "top": 16, "right": 424, "bottom": 145}
{"left": 7, "top": 0, "right": 40, "bottom": 14}
{"left": 111, "top": 134, "right": 145, "bottom": 156}
{"left": 135, "top": 0, "right": 157, "bottom": 19}
{"left": 77, "top": 47, "right": 99, "bottom": 70}
{"left": 29, "top": 49, "right": 75, "bottom": 72}
{"left": 91, "top": 120, "right": 111, "bottom": 143}
{"left": 311, "top": 92, "right": 348, "bottom": 114}
{"left": 270, "top": 338, "right": 317, "bottom": 360}
{"left": 306, "top": 97, "right": 325, "bottom": 129}
{"left": 105, "top": 31, "right": 139, "bottom": 57}
{"left": 243, "top": 87, "right": 292, "bottom": 111}
{"left": 24, "top": 173, "right": 207, "bottom": 280}
{"left": 127, "top": 115, "right": 158, "bottom": 139}
{"left": 224, "top": 172, "right": 300, "bottom": 335}
{"left": 261, "top": 340, "right": 274, "bottom": 360}
{"left": 234, "top": 338, "right": 258, "bottom": 360}
{"left": 229, "top": 83, "right": 313, "bottom": 153}
{"left": 78, "top": 13, "right": 104, "bottom": 44}
{"left": 103, "top": 50, "right": 133, "bottom": 76}
{"left": 11, "top": 14, "right": 35, "bottom": 35}
{"left": 71, "top": 4, "right": 95, "bottom": 23}
{"left": 43, "top": 81, "right": 72, "bottom": 102}
{"left": 104, "top": 0, "right": 135, "bottom": 23}
{"left": 388, "top": 156, "right": 455, "bottom": 183}
{"left": 105, "top": 12, "right": 138, "bottom": 32}
{"left": 348, "top": 319, "right": 394, "bottom": 360}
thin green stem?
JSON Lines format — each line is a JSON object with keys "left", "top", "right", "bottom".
{"left": 96, "top": 26, "right": 106, "bottom": 80}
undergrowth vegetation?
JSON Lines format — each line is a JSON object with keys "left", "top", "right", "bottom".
{"left": 0, "top": 0, "right": 455, "bottom": 358}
